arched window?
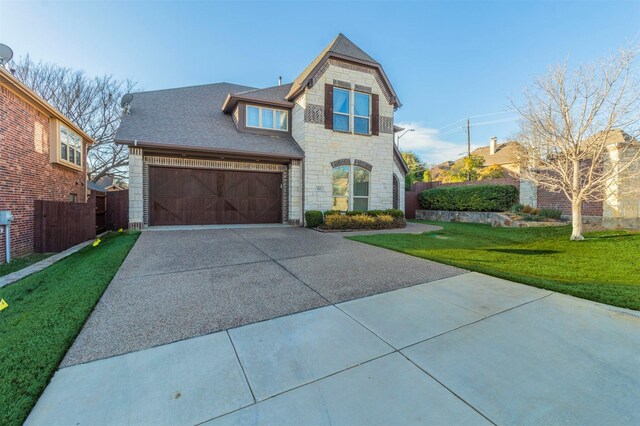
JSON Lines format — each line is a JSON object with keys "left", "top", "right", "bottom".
{"left": 331, "top": 163, "right": 370, "bottom": 211}
{"left": 353, "top": 166, "right": 370, "bottom": 211}
{"left": 392, "top": 174, "right": 399, "bottom": 209}
{"left": 332, "top": 165, "right": 350, "bottom": 211}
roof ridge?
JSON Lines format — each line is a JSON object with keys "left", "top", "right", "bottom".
{"left": 133, "top": 82, "right": 256, "bottom": 95}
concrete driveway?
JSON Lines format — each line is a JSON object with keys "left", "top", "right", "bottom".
{"left": 27, "top": 226, "right": 640, "bottom": 425}
{"left": 61, "top": 224, "right": 460, "bottom": 366}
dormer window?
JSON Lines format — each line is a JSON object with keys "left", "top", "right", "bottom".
{"left": 332, "top": 87, "right": 370, "bottom": 135}
{"left": 246, "top": 105, "right": 288, "bottom": 131}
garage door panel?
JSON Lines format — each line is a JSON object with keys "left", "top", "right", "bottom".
{"left": 149, "top": 167, "right": 281, "bottom": 226}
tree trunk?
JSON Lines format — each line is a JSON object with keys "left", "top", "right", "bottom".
{"left": 570, "top": 160, "right": 584, "bottom": 241}
{"left": 571, "top": 198, "right": 584, "bottom": 241}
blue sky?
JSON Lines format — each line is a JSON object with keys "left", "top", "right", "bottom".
{"left": 1, "top": 0, "right": 638, "bottom": 164}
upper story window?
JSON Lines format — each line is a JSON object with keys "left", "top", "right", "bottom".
{"left": 332, "top": 87, "right": 371, "bottom": 135}
{"left": 60, "top": 125, "right": 82, "bottom": 167}
{"left": 246, "top": 105, "right": 288, "bottom": 131}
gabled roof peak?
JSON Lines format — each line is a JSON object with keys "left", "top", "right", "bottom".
{"left": 285, "top": 33, "right": 399, "bottom": 107}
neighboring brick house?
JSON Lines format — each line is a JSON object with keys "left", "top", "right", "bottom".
{"left": 115, "top": 34, "right": 408, "bottom": 228}
{"left": 0, "top": 66, "right": 93, "bottom": 262}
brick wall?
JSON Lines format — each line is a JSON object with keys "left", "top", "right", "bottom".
{"left": 537, "top": 187, "right": 603, "bottom": 216}
{"left": 0, "top": 85, "right": 87, "bottom": 262}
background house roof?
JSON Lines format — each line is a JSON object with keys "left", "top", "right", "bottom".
{"left": 115, "top": 83, "right": 304, "bottom": 159}
{"left": 471, "top": 141, "right": 523, "bottom": 166}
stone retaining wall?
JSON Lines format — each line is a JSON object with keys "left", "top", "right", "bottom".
{"left": 415, "top": 210, "right": 568, "bottom": 228}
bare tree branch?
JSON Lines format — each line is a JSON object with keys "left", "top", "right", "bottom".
{"left": 514, "top": 48, "right": 640, "bottom": 240}
{"left": 12, "top": 55, "right": 137, "bottom": 182}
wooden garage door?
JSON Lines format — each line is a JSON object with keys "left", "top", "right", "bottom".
{"left": 149, "top": 167, "right": 282, "bottom": 226}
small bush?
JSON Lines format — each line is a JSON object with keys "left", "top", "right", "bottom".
{"left": 305, "top": 210, "right": 324, "bottom": 228}
{"left": 419, "top": 185, "right": 519, "bottom": 212}
{"left": 384, "top": 209, "right": 405, "bottom": 219}
{"left": 539, "top": 208, "right": 562, "bottom": 220}
{"left": 323, "top": 213, "right": 405, "bottom": 230}
{"left": 324, "top": 210, "right": 342, "bottom": 217}
{"left": 511, "top": 203, "right": 525, "bottom": 213}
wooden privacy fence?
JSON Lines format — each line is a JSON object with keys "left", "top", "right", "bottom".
{"left": 106, "top": 190, "right": 129, "bottom": 230}
{"left": 34, "top": 197, "right": 96, "bottom": 253}
{"left": 34, "top": 190, "right": 129, "bottom": 253}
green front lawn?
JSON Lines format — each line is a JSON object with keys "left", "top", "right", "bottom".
{"left": 0, "top": 231, "right": 139, "bottom": 426}
{"left": 349, "top": 221, "right": 640, "bottom": 311}
{"left": 0, "top": 253, "right": 53, "bottom": 277}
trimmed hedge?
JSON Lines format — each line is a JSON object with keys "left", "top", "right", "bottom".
{"left": 304, "top": 209, "right": 406, "bottom": 229}
{"left": 305, "top": 210, "right": 324, "bottom": 228}
{"left": 324, "top": 214, "right": 405, "bottom": 230}
{"left": 419, "top": 185, "right": 519, "bottom": 212}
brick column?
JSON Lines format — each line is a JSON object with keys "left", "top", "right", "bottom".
{"left": 289, "top": 160, "right": 302, "bottom": 225}
{"left": 128, "top": 147, "right": 144, "bottom": 229}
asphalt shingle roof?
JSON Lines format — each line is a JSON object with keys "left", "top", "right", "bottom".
{"left": 115, "top": 83, "right": 304, "bottom": 158}
{"left": 234, "top": 83, "right": 293, "bottom": 103}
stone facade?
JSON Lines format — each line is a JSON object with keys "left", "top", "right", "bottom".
{"left": 0, "top": 84, "right": 87, "bottom": 262}
{"left": 293, "top": 60, "right": 397, "bottom": 213}
{"left": 603, "top": 144, "right": 640, "bottom": 228}
{"left": 128, "top": 147, "right": 144, "bottom": 230}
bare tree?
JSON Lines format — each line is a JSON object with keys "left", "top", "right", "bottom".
{"left": 12, "top": 55, "right": 136, "bottom": 182}
{"left": 514, "top": 48, "right": 640, "bottom": 240}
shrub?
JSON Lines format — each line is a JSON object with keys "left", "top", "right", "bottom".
{"left": 539, "top": 208, "right": 562, "bottom": 220}
{"left": 522, "top": 205, "right": 533, "bottom": 213}
{"left": 419, "top": 185, "right": 519, "bottom": 212}
{"left": 305, "top": 210, "right": 323, "bottom": 228}
{"left": 323, "top": 213, "right": 406, "bottom": 230}
{"left": 384, "top": 209, "right": 404, "bottom": 219}
{"left": 322, "top": 209, "right": 405, "bottom": 219}
{"left": 511, "top": 203, "right": 525, "bottom": 213}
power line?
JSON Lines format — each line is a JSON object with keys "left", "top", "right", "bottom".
{"left": 436, "top": 110, "right": 515, "bottom": 131}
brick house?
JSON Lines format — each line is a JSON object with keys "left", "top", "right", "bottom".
{"left": 0, "top": 66, "right": 93, "bottom": 262}
{"left": 115, "top": 34, "right": 408, "bottom": 228}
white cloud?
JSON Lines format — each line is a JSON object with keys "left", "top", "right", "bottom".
{"left": 395, "top": 122, "right": 474, "bottom": 166}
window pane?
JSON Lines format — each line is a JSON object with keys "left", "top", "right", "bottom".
{"left": 60, "top": 127, "right": 68, "bottom": 145}
{"left": 353, "top": 197, "right": 368, "bottom": 211}
{"left": 333, "top": 88, "right": 349, "bottom": 114}
{"left": 332, "top": 165, "right": 350, "bottom": 197}
{"left": 76, "top": 150, "right": 81, "bottom": 166}
{"left": 353, "top": 166, "right": 369, "bottom": 196}
{"left": 247, "top": 106, "right": 259, "bottom": 127}
{"left": 69, "top": 148, "right": 74, "bottom": 163}
{"left": 332, "top": 197, "right": 349, "bottom": 211}
{"left": 262, "top": 108, "right": 274, "bottom": 129}
{"left": 333, "top": 114, "right": 349, "bottom": 132}
{"left": 354, "top": 117, "right": 369, "bottom": 135}
{"left": 354, "top": 92, "right": 370, "bottom": 117}
{"left": 61, "top": 143, "right": 67, "bottom": 160}
{"left": 276, "top": 110, "right": 287, "bottom": 130}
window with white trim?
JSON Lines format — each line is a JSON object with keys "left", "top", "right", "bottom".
{"left": 332, "top": 88, "right": 371, "bottom": 135}
{"left": 246, "top": 105, "right": 288, "bottom": 131}
{"left": 60, "top": 125, "right": 82, "bottom": 167}
{"left": 331, "top": 164, "right": 370, "bottom": 211}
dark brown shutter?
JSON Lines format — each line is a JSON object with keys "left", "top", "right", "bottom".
{"left": 325, "top": 84, "right": 333, "bottom": 130}
{"left": 371, "top": 93, "right": 380, "bottom": 136}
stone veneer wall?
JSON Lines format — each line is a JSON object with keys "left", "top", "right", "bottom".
{"left": 128, "top": 147, "right": 144, "bottom": 229}
{"left": 603, "top": 144, "right": 640, "bottom": 228}
{"left": 292, "top": 60, "right": 397, "bottom": 212}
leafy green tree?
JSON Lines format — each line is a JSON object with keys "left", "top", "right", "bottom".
{"left": 442, "top": 155, "right": 485, "bottom": 182}
{"left": 401, "top": 151, "right": 427, "bottom": 188}
{"left": 479, "top": 164, "right": 505, "bottom": 180}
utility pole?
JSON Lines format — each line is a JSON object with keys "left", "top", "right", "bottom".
{"left": 466, "top": 118, "right": 471, "bottom": 181}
